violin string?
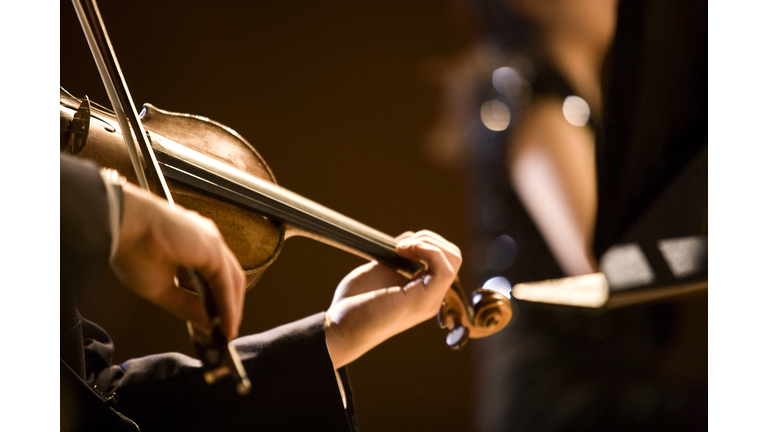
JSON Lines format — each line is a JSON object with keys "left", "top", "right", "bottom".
{"left": 173, "top": 147, "right": 400, "bottom": 251}
{"left": 61, "top": 99, "right": 412, "bottom": 272}
{"left": 61, "top": 86, "right": 115, "bottom": 114}
{"left": 60, "top": 92, "right": 398, "bottom": 253}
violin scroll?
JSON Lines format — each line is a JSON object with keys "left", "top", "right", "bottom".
{"left": 438, "top": 281, "right": 513, "bottom": 349}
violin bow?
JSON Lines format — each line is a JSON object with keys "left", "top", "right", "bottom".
{"left": 71, "top": 0, "right": 252, "bottom": 395}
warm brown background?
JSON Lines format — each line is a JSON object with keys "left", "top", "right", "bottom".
{"left": 61, "top": 2, "right": 481, "bottom": 430}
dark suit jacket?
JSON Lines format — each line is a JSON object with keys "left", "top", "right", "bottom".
{"left": 60, "top": 154, "right": 357, "bottom": 431}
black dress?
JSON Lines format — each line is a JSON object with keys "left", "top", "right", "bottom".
{"left": 470, "top": 1, "right": 707, "bottom": 430}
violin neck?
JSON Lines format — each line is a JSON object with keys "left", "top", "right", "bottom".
{"left": 149, "top": 132, "right": 423, "bottom": 275}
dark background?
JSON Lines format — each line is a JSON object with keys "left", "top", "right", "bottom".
{"left": 61, "top": 1, "right": 480, "bottom": 430}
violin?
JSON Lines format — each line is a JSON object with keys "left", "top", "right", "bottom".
{"left": 63, "top": 0, "right": 511, "bottom": 398}
{"left": 60, "top": 87, "right": 512, "bottom": 349}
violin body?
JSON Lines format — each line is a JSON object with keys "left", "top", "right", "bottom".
{"left": 61, "top": 88, "right": 285, "bottom": 290}
{"left": 60, "top": 87, "right": 512, "bottom": 348}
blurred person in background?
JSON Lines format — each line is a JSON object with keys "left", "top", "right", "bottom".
{"left": 426, "top": 0, "right": 707, "bottom": 430}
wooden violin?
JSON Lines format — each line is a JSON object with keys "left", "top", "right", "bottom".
{"left": 60, "top": 86, "right": 512, "bottom": 350}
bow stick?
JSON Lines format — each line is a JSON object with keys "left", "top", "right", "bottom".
{"left": 71, "top": 0, "right": 251, "bottom": 396}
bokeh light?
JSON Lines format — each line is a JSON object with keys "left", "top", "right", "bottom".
{"left": 480, "top": 100, "right": 511, "bottom": 131}
{"left": 562, "top": 95, "right": 590, "bottom": 126}
{"left": 482, "top": 276, "right": 512, "bottom": 299}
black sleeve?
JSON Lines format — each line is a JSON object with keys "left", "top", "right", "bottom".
{"left": 109, "top": 313, "right": 356, "bottom": 432}
{"left": 60, "top": 153, "right": 112, "bottom": 342}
